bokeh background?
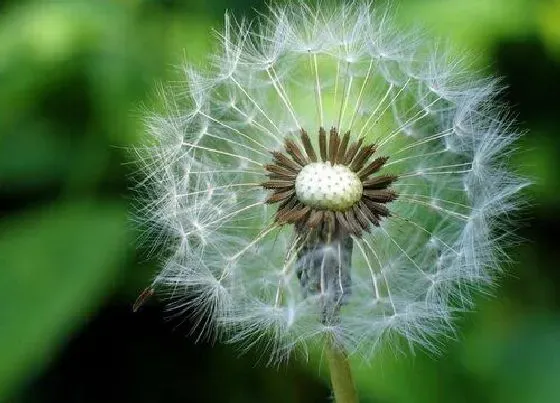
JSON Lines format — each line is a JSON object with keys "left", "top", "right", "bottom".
{"left": 1, "top": 0, "right": 559, "bottom": 402}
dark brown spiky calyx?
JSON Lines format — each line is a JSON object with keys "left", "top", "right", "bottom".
{"left": 262, "top": 127, "right": 398, "bottom": 238}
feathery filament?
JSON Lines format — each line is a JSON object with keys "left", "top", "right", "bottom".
{"left": 133, "top": 2, "right": 527, "bottom": 361}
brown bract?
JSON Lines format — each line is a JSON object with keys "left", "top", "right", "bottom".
{"left": 262, "top": 127, "right": 398, "bottom": 238}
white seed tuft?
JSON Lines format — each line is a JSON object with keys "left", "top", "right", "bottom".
{"left": 132, "top": 2, "right": 527, "bottom": 362}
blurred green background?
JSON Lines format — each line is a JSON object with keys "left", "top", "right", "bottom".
{"left": 0, "top": 0, "right": 559, "bottom": 402}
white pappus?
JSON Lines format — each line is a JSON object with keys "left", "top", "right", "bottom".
{"left": 133, "top": 1, "right": 528, "bottom": 362}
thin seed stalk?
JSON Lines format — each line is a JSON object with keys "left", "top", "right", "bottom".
{"left": 294, "top": 222, "right": 358, "bottom": 402}
{"left": 325, "top": 336, "right": 358, "bottom": 403}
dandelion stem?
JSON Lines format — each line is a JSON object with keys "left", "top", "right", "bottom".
{"left": 294, "top": 222, "right": 357, "bottom": 402}
{"left": 325, "top": 337, "right": 358, "bottom": 403}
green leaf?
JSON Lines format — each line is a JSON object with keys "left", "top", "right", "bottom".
{"left": 400, "top": 0, "right": 535, "bottom": 57}
{"left": 0, "top": 201, "right": 129, "bottom": 400}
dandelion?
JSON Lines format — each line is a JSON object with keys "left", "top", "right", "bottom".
{"left": 133, "top": 2, "right": 527, "bottom": 401}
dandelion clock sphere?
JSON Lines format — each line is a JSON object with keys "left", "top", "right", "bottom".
{"left": 134, "top": 2, "right": 526, "bottom": 401}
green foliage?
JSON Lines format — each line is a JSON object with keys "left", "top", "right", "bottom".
{"left": 0, "top": 202, "right": 128, "bottom": 398}
{"left": 401, "top": 0, "right": 536, "bottom": 52}
{"left": 0, "top": 0, "right": 558, "bottom": 402}
{"left": 0, "top": 0, "right": 215, "bottom": 399}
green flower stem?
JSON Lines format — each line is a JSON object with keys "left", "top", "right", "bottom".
{"left": 325, "top": 337, "right": 358, "bottom": 403}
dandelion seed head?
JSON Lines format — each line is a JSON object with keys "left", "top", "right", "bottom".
{"left": 133, "top": 1, "right": 526, "bottom": 361}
